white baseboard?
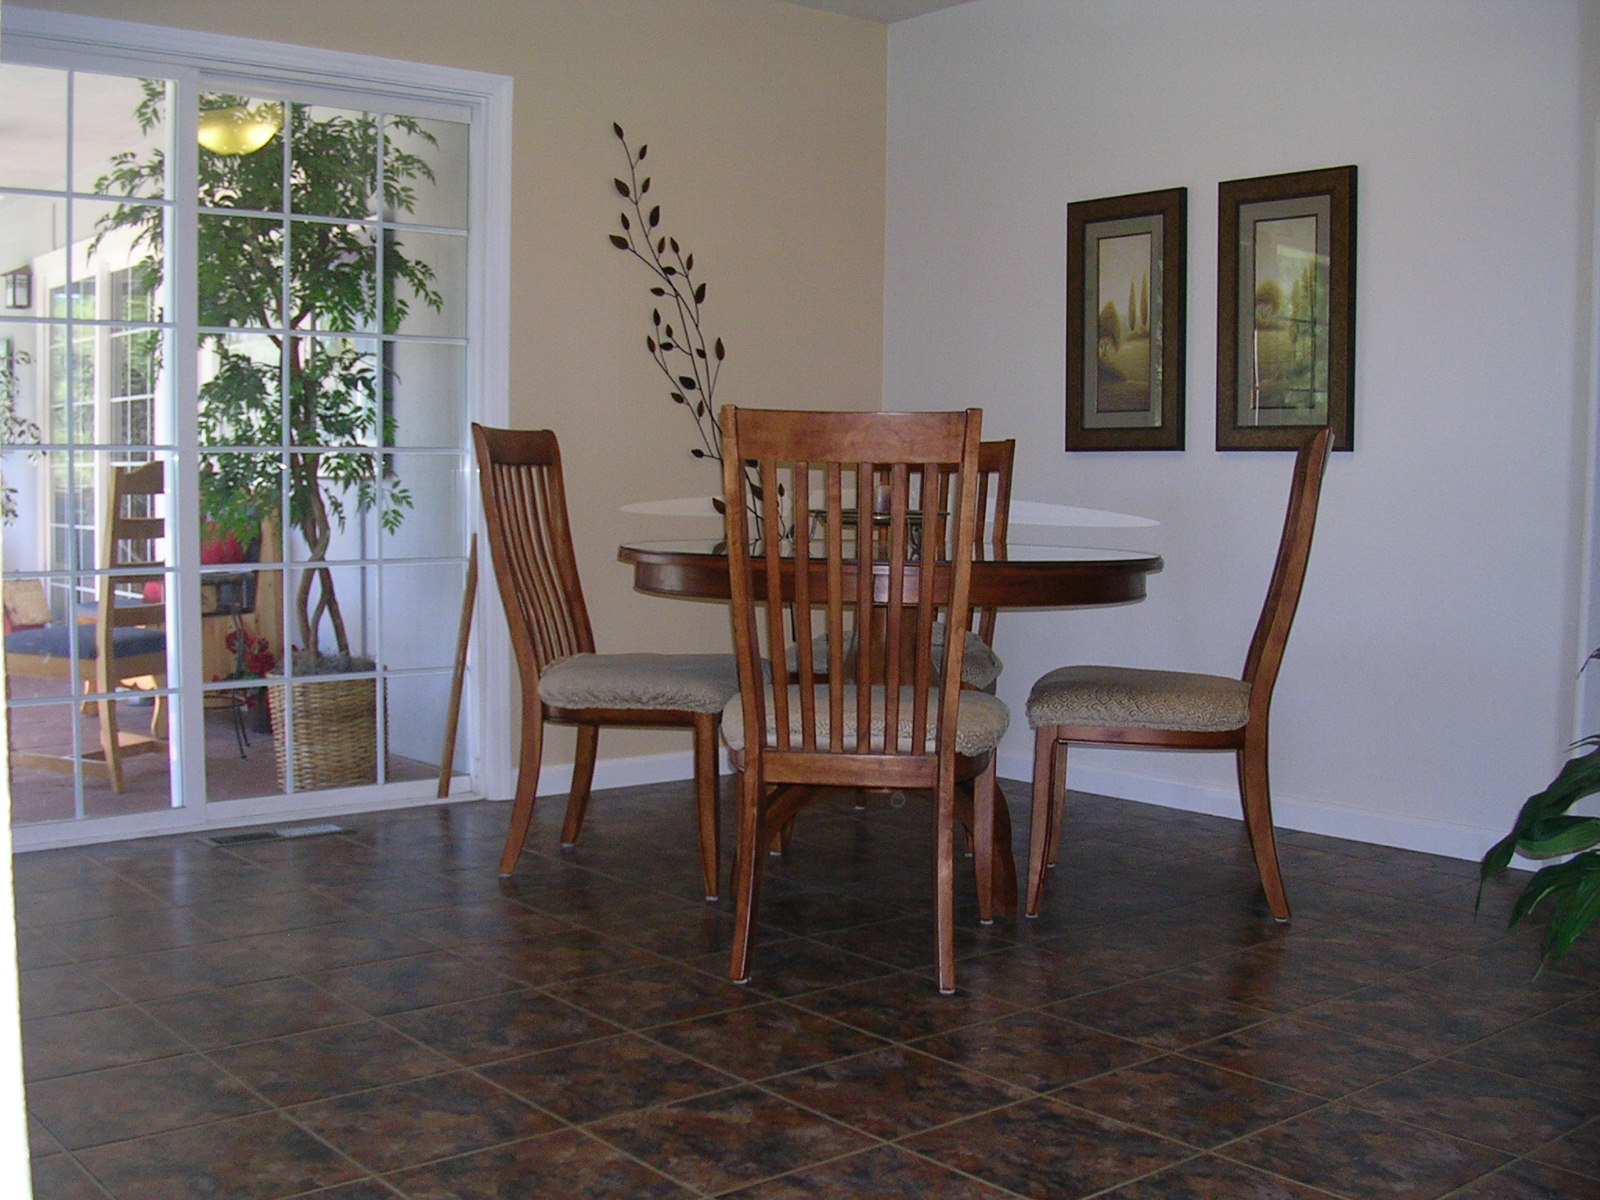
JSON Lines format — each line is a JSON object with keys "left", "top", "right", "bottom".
{"left": 995, "top": 746, "right": 1502, "bottom": 865}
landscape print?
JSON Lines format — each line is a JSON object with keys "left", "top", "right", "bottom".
{"left": 1248, "top": 213, "right": 1329, "bottom": 416}
{"left": 1094, "top": 231, "right": 1153, "bottom": 413}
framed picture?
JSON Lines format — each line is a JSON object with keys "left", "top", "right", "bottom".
{"left": 1065, "top": 187, "right": 1186, "bottom": 451}
{"left": 1217, "top": 165, "right": 1356, "bottom": 450}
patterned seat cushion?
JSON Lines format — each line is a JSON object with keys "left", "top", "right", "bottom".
{"left": 1026, "top": 665, "right": 1250, "bottom": 733}
{"left": 3, "top": 623, "right": 166, "bottom": 661}
{"left": 721, "top": 684, "right": 1009, "bottom": 756}
{"left": 538, "top": 652, "right": 740, "bottom": 714}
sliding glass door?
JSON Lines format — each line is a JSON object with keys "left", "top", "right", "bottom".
{"left": 1, "top": 28, "right": 495, "bottom": 845}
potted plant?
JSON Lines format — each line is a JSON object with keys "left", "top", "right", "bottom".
{"left": 1480, "top": 652, "right": 1600, "bottom": 969}
{"left": 96, "top": 86, "right": 443, "bottom": 787}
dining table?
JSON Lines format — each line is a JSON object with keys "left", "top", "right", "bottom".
{"left": 615, "top": 537, "right": 1164, "bottom": 914}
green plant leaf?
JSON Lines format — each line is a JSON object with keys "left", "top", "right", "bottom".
{"left": 1542, "top": 869, "right": 1600, "bottom": 964}
{"left": 1519, "top": 815, "right": 1600, "bottom": 859}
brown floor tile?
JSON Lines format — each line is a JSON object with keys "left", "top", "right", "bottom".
{"left": 30, "top": 1153, "right": 113, "bottom": 1200}
{"left": 542, "top": 960, "right": 769, "bottom": 1030}
{"left": 910, "top": 1007, "right": 1154, "bottom": 1092}
{"left": 1097, "top": 1153, "right": 1337, "bottom": 1198}
{"left": 1061, "top": 1053, "right": 1319, "bottom": 1148}
{"left": 1444, "top": 1159, "right": 1600, "bottom": 1198}
{"left": 384, "top": 988, "right": 621, "bottom": 1066}
{"left": 1158, "top": 946, "right": 1363, "bottom": 1012}
{"left": 27, "top": 1052, "right": 265, "bottom": 1149}
{"left": 18, "top": 965, "right": 125, "bottom": 1020}
{"left": 288, "top": 1069, "right": 561, "bottom": 1174}
{"left": 308, "top": 950, "right": 523, "bottom": 1015}
{"left": 690, "top": 935, "right": 891, "bottom": 997}
{"left": 142, "top": 975, "right": 366, "bottom": 1048}
{"left": 385, "top": 1128, "right": 692, "bottom": 1199}
{"left": 1530, "top": 1114, "right": 1600, "bottom": 1179}
{"left": 475, "top": 1032, "right": 738, "bottom": 1123}
{"left": 720, "top": 1143, "right": 1016, "bottom": 1198}
{"left": 904, "top": 1095, "right": 1191, "bottom": 1197}
{"left": 454, "top": 926, "right": 664, "bottom": 986}
{"left": 1351, "top": 1057, "right": 1594, "bottom": 1155}
{"left": 1047, "top": 975, "right": 1271, "bottom": 1050}
{"left": 75, "top": 1110, "right": 362, "bottom": 1200}
{"left": 22, "top": 1005, "right": 186, "bottom": 1081}
{"left": 789, "top": 968, "right": 1020, "bottom": 1040}
{"left": 646, "top": 1000, "right": 889, "bottom": 1081}
{"left": 1298, "top": 980, "right": 1532, "bottom": 1059}
{"left": 588, "top": 1083, "right": 872, "bottom": 1193}
{"left": 1184, "top": 1014, "right": 1431, "bottom": 1099}
{"left": 1224, "top": 1099, "right": 1511, "bottom": 1199}
{"left": 210, "top": 1019, "right": 456, "bottom": 1106}
{"left": 1455, "top": 1012, "right": 1600, "bottom": 1100}
{"left": 763, "top": 1044, "right": 1029, "bottom": 1137}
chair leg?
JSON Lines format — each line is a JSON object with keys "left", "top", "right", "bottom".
{"left": 973, "top": 758, "right": 996, "bottom": 925}
{"left": 1045, "top": 739, "right": 1069, "bottom": 868}
{"left": 97, "top": 695, "right": 126, "bottom": 794}
{"left": 1026, "top": 727, "right": 1057, "bottom": 917}
{"left": 935, "top": 774, "right": 958, "bottom": 994}
{"left": 692, "top": 714, "right": 721, "bottom": 901}
{"left": 560, "top": 724, "right": 600, "bottom": 847}
{"left": 1238, "top": 729, "right": 1290, "bottom": 920}
{"left": 497, "top": 707, "right": 545, "bottom": 877}
{"left": 728, "top": 765, "right": 765, "bottom": 985}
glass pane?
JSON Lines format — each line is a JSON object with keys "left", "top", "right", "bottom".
{"left": 386, "top": 339, "right": 465, "bottom": 447}
{"left": 76, "top": 73, "right": 168, "bottom": 198}
{"left": 198, "top": 213, "right": 284, "bottom": 328}
{"left": 284, "top": 561, "right": 373, "bottom": 662}
{"left": 198, "top": 92, "right": 285, "bottom": 210}
{"left": 385, "top": 673, "right": 454, "bottom": 781}
{"left": 381, "top": 563, "right": 465, "bottom": 671}
{"left": 74, "top": 199, "right": 166, "bottom": 304}
{"left": 384, "top": 229, "right": 464, "bottom": 338}
{"left": 291, "top": 104, "right": 377, "bottom": 221}
{"left": 0, "top": 64, "right": 67, "bottom": 192}
{"left": 383, "top": 452, "right": 458, "bottom": 558}
{"left": 198, "top": 333, "right": 282, "bottom": 447}
{"left": 385, "top": 115, "right": 468, "bottom": 229}
{"left": 289, "top": 220, "right": 377, "bottom": 334}
{"left": 8, "top": 697, "right": 173, "bottom": 824}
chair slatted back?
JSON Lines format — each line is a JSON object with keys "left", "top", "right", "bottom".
{"left": 722, "top": 407, "right": 982, "bottom": 789}
{"left": 472, "top": 425, "right": 596, "bottom": 687}
{"left": 945, "top": 438, "right": 1014, "bottom": 645}
{"left": 1241, "top": 428, "right": 1332, "bottom": 706}
{"left": 97, "top": 461, "right": 166, "bottom": 635}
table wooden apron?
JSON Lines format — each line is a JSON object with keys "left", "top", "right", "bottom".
{"left": 617, "top": 539, "right": 1163, "bottom": 915}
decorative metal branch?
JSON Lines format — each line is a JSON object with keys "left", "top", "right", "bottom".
{"left": 609, "top": 123, "right": 783, "bottom": 537}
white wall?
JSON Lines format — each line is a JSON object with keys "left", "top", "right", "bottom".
{"left": 886, "top": 0, "right": 1597, "bottom": 859}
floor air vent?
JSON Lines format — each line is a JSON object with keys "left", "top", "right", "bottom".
{"left": 203, "top": 822, "right": 348, "bottom": 846}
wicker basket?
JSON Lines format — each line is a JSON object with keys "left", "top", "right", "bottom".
{"left": 267, "top": 674, "right": 381, "bottom": 792}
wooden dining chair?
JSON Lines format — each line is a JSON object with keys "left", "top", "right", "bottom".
{"left": 472, "top": 424, "right": 741, "bottom": 894}
{"left": 1024, "top": 428, "right": 1331, "bottom": 920}
{"left": 718, "top": 406, "right": 1011, "bottom": 994}
{"left": 4, "top": 460, "right": 168, "bottom": 792}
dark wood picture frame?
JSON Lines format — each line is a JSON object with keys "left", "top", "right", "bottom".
{"left": 1066, "top": 187, "right": 1186, "bottom": 451}
{"left": 1217, "top": 165, "right": 1356, "bottom": 451}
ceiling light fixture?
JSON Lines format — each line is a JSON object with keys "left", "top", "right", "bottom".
{"left": 198, "top": 102, "right": 284, "bottom": 156}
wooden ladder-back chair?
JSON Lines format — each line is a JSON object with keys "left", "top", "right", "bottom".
{"left": 472, "top": 424, "right": 740, "bottom": 895}
{"left": 1024, "top": 427, "right": 1333, "bottom": 920}
{"left": 5, "top": 460, "right": 168, "bottom": 792}
{"left": 940, "top": 437, "right": 1014, "bottom": 692}
{"left": 719, "top": 406, "right": 1011, "bottom": 994}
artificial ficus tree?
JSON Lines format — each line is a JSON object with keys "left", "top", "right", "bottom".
{"left": 95, "top": 82, "right": 441, "bottom": 660}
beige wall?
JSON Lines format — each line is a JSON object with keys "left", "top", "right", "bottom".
{"left": 17, "top": 0, "right": 887, "bottom": 767}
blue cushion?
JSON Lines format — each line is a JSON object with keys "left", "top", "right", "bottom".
{"left": 5, "top": 623, "right": 165, "bottom": 661}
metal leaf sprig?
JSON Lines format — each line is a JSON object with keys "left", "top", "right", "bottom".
{"left": 608, "top": 123, "right": 780, "bottom": 537}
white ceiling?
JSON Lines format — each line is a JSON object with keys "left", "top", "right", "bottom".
{"left": 782, "top": 0, "right": 975, "bottom": 22}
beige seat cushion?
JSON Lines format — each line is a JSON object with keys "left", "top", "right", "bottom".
{"left": 1026, "top": 665, "right": 1250, "bottom": 733}
{"left": 539, "top": 653, "right": 740, "bottom": 713}
{"left": 787, "top": 627, "right": 1003, "bottom": 691}
{"left": 722, "top": 684, "right": 1009, "bottom": 757}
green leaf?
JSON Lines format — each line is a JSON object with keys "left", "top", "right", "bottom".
{"left": 1542, "top": 869, "right": 1600, "bottom": 964}
{"left": 1519, "top": 815, "right": 1600, "bottom": 859}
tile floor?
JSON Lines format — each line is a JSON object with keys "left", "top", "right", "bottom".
{"left": 15, "top": 780, "right": 1600, "bottom": 1199}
